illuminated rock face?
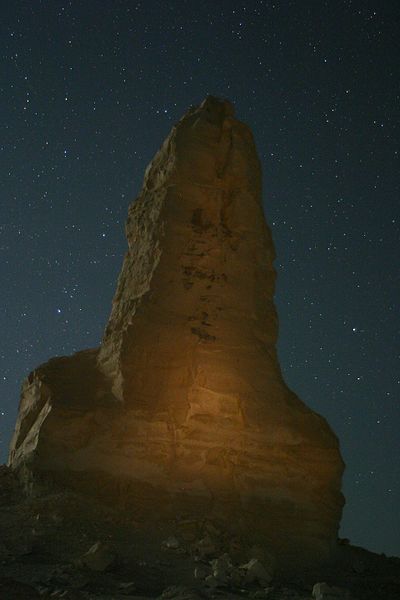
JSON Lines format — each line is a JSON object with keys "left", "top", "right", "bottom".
{"left": 9, "top": 97, "right": 344, "bottom": 567}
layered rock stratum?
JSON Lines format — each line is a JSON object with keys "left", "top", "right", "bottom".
{"left": 8, "top": 96, "right": 345, "bottom": 569}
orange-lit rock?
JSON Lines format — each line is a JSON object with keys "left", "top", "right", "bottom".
{"left": 8, "top": 97, "right": 344, "bottom": 568}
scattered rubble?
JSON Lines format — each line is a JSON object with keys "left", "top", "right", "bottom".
{"left": 0, "top": 466, "right": 399, "bottom": 599}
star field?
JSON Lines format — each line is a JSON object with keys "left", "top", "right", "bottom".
{"left": 1, "top": 1, "right": 399, "bottom": 556}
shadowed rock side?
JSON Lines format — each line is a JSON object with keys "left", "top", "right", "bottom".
{"left": 8, "top": 97, "right": 344, "bottom": 569}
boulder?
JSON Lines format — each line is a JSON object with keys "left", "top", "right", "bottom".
{"left": 240, "top": 558, "right": 273, "bottom": 586}
{"left": 210, "top": 553, "right": 233, "bottom": 584}
{"left": 312, "top": 582, "right": 352, "bottom": 599}
{"left": 81, "top": 541, "right": 116, "bottom": 572}
{"left": 193, "top": 564, "right": 210, "bottom": 580}
{"left": 162, "top": 536, "right": 181, "bottom": 550}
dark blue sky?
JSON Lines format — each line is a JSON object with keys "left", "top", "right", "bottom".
{"left": 1, "top": 1, "right": 399, "bottom": 556}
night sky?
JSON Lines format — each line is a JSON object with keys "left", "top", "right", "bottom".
{"left": 1, "top": 1, "right": 399, "bottom": 556}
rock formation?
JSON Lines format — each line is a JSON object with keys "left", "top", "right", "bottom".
{"left": 8, "top": 96, "right": 345, "bottom": 569}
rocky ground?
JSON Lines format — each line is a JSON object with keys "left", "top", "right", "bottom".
{"left": 0, "top": 466, "right": 399, "bottom": 600}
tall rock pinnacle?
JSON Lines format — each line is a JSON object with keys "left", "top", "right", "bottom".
{"left": 8, "top": 97, "right": 344, "bottom": 568}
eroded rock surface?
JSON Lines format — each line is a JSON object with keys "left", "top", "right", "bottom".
{"left": 9, "top": 96, "right": 344, "bottom": 569}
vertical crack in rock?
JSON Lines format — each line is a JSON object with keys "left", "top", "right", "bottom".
{"left": 8, "top": 96, "right": 345, "bottom": 569}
